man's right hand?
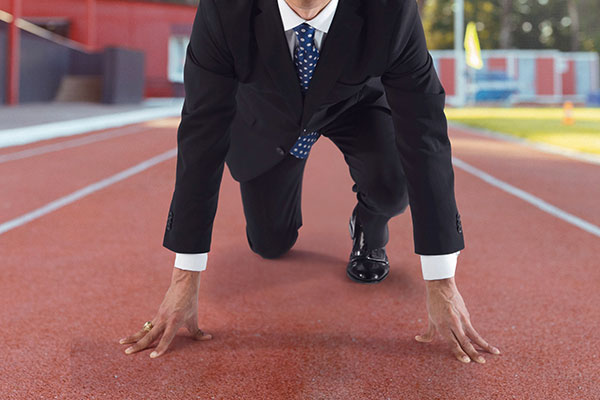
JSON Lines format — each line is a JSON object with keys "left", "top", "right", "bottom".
{"left": 119, "top": 268, "right": 212, "bottom": 358}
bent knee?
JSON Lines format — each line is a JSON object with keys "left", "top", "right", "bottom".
{"left": 247, "top": 229, "right": 298, "bottom": 259}
{"left": 251, "top": 243, "right": 293, "bottom": 259}
{"left": 367, "top": 185, "right": 409, "bottom": 216}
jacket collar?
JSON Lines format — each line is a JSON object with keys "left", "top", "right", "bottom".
{"left": 254, "top": 0, "right": 364, "bottom": 128}
{"left": 277, "top": 0, "right": 338, "bottom": 33}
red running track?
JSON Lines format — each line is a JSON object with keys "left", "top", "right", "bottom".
{"left": 0, "top": 118, "right": 599, "bottom": 399}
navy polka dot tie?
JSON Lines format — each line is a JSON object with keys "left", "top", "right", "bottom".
{"left": 289, "top": 23, "right": 321, "bottom": 160}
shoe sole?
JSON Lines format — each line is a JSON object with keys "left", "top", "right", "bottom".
{"left": 346, "top": 268, "right": 389, "bottom": 284}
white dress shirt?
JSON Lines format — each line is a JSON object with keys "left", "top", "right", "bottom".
{"left": 174, "top": 0, "right": 459, "bottom": 280}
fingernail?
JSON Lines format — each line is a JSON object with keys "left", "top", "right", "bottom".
{"left": 150, "top": 351, "right": 158, "bottom": 358}
{"left": 477, "top": 357, "right": 485, "bottom": 363}
{"left": 492, "top": 347, "right": 501, "bottom": 354}
{"left": 125, "top": 347, "right": 133, "bottom": 354}
{"left": 119, "top": 339, "right": 126, "bottom": 344}
{"left": 462, "top": 356, "right": 470, "bottom": 363}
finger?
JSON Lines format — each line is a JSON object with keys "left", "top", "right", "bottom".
{"left": 125, "top": 323, "right": 164, "bottom": 354}
{"left": 185, "top": 316, "right": 212, "bottom": 341}
{"left": 465, "top": 321, "right": 500, "bottom": 355}
{"left": 119, "top": 328, "right": 149, "bottom": 345}
{"left": 452, "top": 327, "right": 485, "bottom": 364}
{"left": 150, "top": 323, "right": 179, "bottom": 358}
{"left": 191, "top": 328, "right": 213, "bottom": 341}
{"left": 444, "top": 328, "right": 471, "bottom": 363}
{"left": 415, "top": 319, "right": 436, "bottom": 343}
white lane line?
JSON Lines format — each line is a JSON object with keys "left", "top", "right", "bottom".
{"left": 0, "top": 126, "right": 145, "bottom": 163}
{"left": 0, "top": 148, "right": 177, "bottom": 235}
{"left": 452, "top": 157, "right": 600, "bottom": 238}
{"left": 0, "top": 104, "right": 182, "bottom": 149}
{"left": 3, "top": 147, "right": 596, "bottom": 239}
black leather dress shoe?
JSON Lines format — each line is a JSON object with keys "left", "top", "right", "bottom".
{"left": 346, "top": 209, "right": 390, "bottom": 284}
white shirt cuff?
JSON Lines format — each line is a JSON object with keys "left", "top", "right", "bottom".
{"left": 174, "top": 253, "right": 208, "bottom": 272}
{"left": 420, "top": 251, "right": 460, "bottom": 280}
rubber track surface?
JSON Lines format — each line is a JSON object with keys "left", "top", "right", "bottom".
{"left": 1, "top": 119, "right": 598, "bottom": 399}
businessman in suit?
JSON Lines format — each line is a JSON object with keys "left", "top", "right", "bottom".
{"left": 120, "top": 0, "right": 500, "bottom": 363}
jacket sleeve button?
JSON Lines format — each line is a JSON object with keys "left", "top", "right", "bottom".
{"left": 276, "top": 147, "right": 285, "bottom": 156}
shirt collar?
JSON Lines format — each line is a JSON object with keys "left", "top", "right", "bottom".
{"left": 277, "top": 0, "right": 339, "bottom": 33}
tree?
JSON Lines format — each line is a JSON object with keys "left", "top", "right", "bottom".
{"left": 421, "top": 0, "right": 597, "bottom": 52}
{"left": 499, "top": 0, "right": 513, "bottom": 48}
{"left": 566, "top": 0, "right": 580, "bottom": 51}
{"left": 578, "top": 0, "right": 600, "bottom": 52}
{"left": 422, "top": 0, "right": 502, "bottom": 49}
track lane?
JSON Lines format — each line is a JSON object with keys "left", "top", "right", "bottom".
{"left": 449, "top": 125, "right": 600, "bottom": 227}
{"left": 0, "top": 123, "right": 598, "bottom": 399}
{"left": 0, "top": 119, "right": 178, "bottom": 222}
{"left": 0, "top": 117, "right": 176, "bottom": 156}
{"left": 0, "top": 125, "right": 146, "bottom": 163}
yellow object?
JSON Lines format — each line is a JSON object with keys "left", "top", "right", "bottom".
{"left": 464, "top": 22, "right": 483, "bottom": 69}
{"left": 562, "top": 101, "right": 574, "bottom": 125}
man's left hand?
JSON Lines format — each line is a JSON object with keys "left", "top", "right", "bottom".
{"left": 416, "top": 277, "right": 501, "bottom": 363}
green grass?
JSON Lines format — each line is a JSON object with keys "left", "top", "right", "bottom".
{"left": 445, "top": 107, "right": 600, "bottom": 155}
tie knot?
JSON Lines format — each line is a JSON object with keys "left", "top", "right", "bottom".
{"left": 293, "top": 23, "right": 316, "bottom": 40}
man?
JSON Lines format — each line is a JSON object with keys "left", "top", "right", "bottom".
{"left": 120, "top": 0, "right": 501, "bottom": 363}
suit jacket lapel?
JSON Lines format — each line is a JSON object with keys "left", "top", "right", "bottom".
{"left": 254, "top": 0, "right": 303, "bottom": 124}
{"left": 301, "top": 0, "right": 363, "bottom": 127}
{"left": 254, "top": 0, "right": 364, "bottom": 129}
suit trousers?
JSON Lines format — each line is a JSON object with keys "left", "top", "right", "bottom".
{"left": 240, "top": 104, "right": 409, "bottom": 258}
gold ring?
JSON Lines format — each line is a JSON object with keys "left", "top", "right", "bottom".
{"left": 143, "top": 321, "right": 153, "bottom": 332}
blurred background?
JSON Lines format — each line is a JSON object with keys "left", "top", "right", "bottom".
{"left": 0, "top": 0, "right": 599, "bottom": 154}
{"left": 1, "top": 3, "right": 599, "bottom": 398}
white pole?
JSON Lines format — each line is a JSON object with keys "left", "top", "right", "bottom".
{"left": 454, "top": 0, "right": 466, "bottom": 107}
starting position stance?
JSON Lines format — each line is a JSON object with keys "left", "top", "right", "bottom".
{"left": 120, "top": 0, "right": 501, "bottom": 363}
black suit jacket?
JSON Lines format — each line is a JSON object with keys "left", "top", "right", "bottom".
{"left": 163, "top": 0, "right": 465, "bottom": 256}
